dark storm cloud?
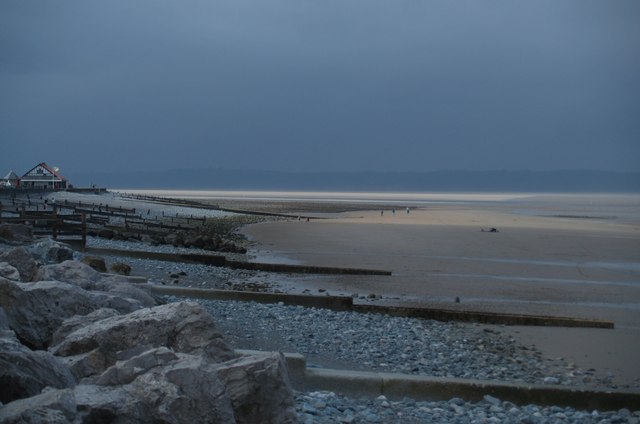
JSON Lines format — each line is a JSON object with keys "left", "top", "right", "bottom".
{"left": 1, "top": 0, "right": 639, "bottom": 175}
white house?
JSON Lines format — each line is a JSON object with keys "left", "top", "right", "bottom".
{"left": 1, "top": 170, "right": 21, "bottom": 188}
{"left": 20, "top": 162, "right": 68, "bottom": 190}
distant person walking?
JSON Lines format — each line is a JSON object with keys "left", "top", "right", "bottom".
{"left": 406, "top": 207, "right": 410, "bottom": 214}
{"left": 380, "top": 210, "right": 384, "bottom": 217}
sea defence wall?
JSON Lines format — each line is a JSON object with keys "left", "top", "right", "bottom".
{"left": 151, "top": 285, "right": 614, "bottom": 329}
{"left": 251, "top": 349, "right": 640, "bottom": 411}
{"left": 84, "top": 247, "right": 613, "bottom": 328}
{"left": 84, "top": 246, "right": 391, "bottom": 275}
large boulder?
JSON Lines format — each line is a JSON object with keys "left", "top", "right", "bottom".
{"left": 0, "top": 278, "right": 144, "bottom": 350}
{"left": 110, "top": 262, "right": 132, "bottom": 276}
{"left": 0, "top": 262, "right": 21, "bottom": 282}
{"left": 0, "top": 306, "right": 9, "bottom": 331}
{"left": 96, "top": 347, "right": 179, "bottom": 386}
{"left": 0, "top": 353, "right": 296, "bottom": 423}
{"left": 34, "top": 260, "right": 157, "bottom": 308}
{"left": 27, "top": 239, "right": 74, "bottom": 265}
{"left": 33, "top": 259, "right": 104, "bottom": 285}
{"left": 0, "top": 332, "right": 76, "bottom": 404}
{"left": 0, "top": 223, "right": 33, "bottom": 244}
{"left": 75, "top": 355, "right": 237, "bottom": 423}
{"left": 0, "top": 388, "right": 78, "bottom": 424}
{"left": 0, "top": 278, "right": 101, "bottom": 350}
{"left": 51, "top": 308, "right": 121, "bottom": 347}
{"left": 215, "top": 351, "right": 297, "bottom": 424}
{"left": 82, "top": 256, "right": 107, "bottom": 272}
{"left": 83, "top": 349, "right": 297, "bottom": 423}
{"left": 0, "top": 300, "right": 297, "bottom": 423}
{"left": 51, "top": 302, "right": 235, "bottom": 378}
{"left": 0, "top": 246, "right": 37, "bottom": 282}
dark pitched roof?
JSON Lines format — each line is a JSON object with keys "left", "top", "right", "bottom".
{"left": 3, "top": 170, "right": 20, "bottom": 180}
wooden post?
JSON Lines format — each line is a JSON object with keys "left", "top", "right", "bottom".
{"left": 81, "top": 213, "right": 87, "bottom": 251}
{"left": 52, "top": 206, "right": 58, "bottom": 241}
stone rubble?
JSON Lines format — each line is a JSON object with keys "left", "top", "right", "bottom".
{"left": 190, "top": 298, "right": 617, "bottom": 389}
{"left": 0, "top": 225, "right": 297, "bottom": 423}
{"left": 294, "top": 391, "right": 640, "bottom": 424}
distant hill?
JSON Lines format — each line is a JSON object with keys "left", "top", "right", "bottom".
{"left": 66, "top": 169, "right": 640, "bottom": 192}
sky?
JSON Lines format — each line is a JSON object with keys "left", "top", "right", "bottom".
{"left": 1, "top": 0, "right": 639, "bottom": 177}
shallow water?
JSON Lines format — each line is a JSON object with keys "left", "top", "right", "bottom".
{"left": 435, "top": 273, "right": 640, "bottom": 288}
{"left": 116, "top": 189, "right": 533, "bottom": 204}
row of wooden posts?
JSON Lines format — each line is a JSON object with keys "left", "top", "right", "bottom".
{"left": 0, "top": 204, "right": 87, "bottom": 249}
{"left": 0, "top": 197, "right": 215, "bottom": 247}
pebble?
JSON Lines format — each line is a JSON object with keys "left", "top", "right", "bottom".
{"left": 184, "top": 296, "right": 638, "bottom": 422}
{"left": 188, "top": 297, "right": 615, "bottom": 389}
{"left": 294, "top": 391, "right": 639, "bottom": 424}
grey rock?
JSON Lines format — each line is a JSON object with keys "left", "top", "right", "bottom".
{"left": 0, "top": 262, "right": 20, "bottom": 282}
{"left": 0, "top": 246, "right": 38, "bottom": 281}
{"left": 0, "top": 278, "right": 101, "bottom": 350}
{"left": 74, "top": 354, "right": 236, "bottom": 424}
{"left": 110, "top": 262, "right": 132, "bottom": 275}
{"left": 0, "top": 306, "right": 9, "bottom": 331}
{"left": 0, "top": 388, "right": 78, "bottom": 424}
{"left": 35, "top": 260, "right": 157, "bottom": 308}
{"left": 449, "top": 397, "right": 466, "bottom": 406}
{"left": 0, "top": 278, "right": 143, "bottom": 349}
{"left": 164, "top": 232, "right": 185, "bottom": 247}
{"left": 0, "top": 224, "right": 33, "bottom": 244}
{"left": 0, "top": 332, "right": 76, "bottom": 403}
{"left": 483, "top": 394, "right": 502, "bottom": 406}
{"left": 51, "top": 308, "right": 120, "bottom": 347}
{"left": 51, "top": 302, "right": 235, "bottom": 378}
{"left": 27, "top": 239, "right": 74, "bottom": 265}
{"left": 34, "top": 259, "right": 104, "bottom": 285}
{"left": 96, "top": 347, "right": 179, "bottom": 386}
{"left": 216, "top": 351, "right": 297, "bottom": 424}
{"left": 81, "top": 256, "right": 107, "bottom": 272}
{"left": 89, "top": 348, "right": 296, "bottom": 423}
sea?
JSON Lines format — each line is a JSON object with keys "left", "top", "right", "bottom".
{"left": 115, "top": 189, "right": 640, "bottom": 224}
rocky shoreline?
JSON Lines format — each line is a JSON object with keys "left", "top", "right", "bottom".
{"left": 0, "top": 224, "right": 297, "bottom": 423}
{"left": 1, "top": 191, "right": 639, "bottom": 423}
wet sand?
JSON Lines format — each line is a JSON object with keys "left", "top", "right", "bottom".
{"left": 242, "top": 193, "right": 640, "bottom": 389}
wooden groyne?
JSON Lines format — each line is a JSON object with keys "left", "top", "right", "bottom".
{"left": 50, "top": 200, "right": 208, "bottom": 237}
{"left": 353, "top": 304, "right": 615, "bottom": 329}
{"left": 83, "top": 247, "right": 391, "bottom": 275}
{"left": 118, "top": 193, "right": 325, "bottom": 220}
{"left": 85, "top": 247, "right": 226, "bottom": 266}
{"left": 152, "top": 285, "right": 615, "bottom": 329}
{"left": 76, "top": 246, "right": 613, "bottom": 328}
{"left": 0, "top": 209, "right": 87, "bottom": 249}
{"left": 152, "top": 286, "right": 355, "bottom": 311}
{"left": 117, "top": 192, "right": 214, "bottom": 209}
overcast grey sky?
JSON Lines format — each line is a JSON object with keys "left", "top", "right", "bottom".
{"left": 1, "top": 0, "right": 639, "bottom": 175}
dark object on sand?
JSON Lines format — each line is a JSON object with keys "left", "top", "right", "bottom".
{"left": 481, "top": 228, "right": 499, "bottom": 233}
{"left": 111, "top": 262, "right": 132, "bottom": 276}
{"left": 82, "top": 256, "right": 107, "bottom": 272}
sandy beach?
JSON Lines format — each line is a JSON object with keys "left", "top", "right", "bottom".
{"left": 240, "top": 193, "right": 640, "bottom": 388}
{"left": 6, "top": 189, "right": 639, "bottom": 391}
